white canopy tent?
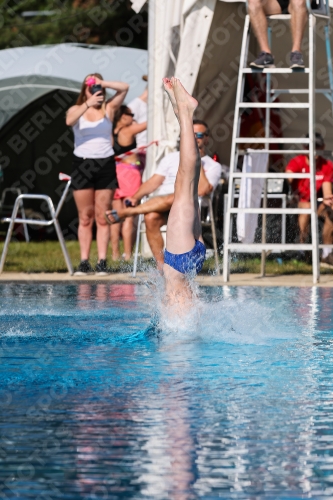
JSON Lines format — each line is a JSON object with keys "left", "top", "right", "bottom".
{"left": 131, "top": 0, "right": 333, "bottom": 177}
{"left": 0, "top": 44, "right": 148, "bottom": 129}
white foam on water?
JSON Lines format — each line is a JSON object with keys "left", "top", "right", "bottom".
{"left": 143, "top": 270, "right": 302, "bottom": 346}
{"left": 0, "top": 326, "right": 34, "bottom": 338}
{"left": 0, "top": 280, "right": 307, "bottom": 346}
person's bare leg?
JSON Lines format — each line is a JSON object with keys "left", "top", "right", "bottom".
{"left": 110, "top": 198, "right": 123, "bottom": 260}
{"left": 105, "top": 194, "right": 174, "bottom": 222}
{"left": 289, "top": 0, "right": 307, "bottom": 52}
{"left": 73, "top": 189, "right": 95, "bottom": 261}
{"left": 122, "top": 215, "right": 135, "bottom": 260}
{"left": 161, "top": 77, "right": 201, "bottom": 307}
{"left": 248, "top": 0, "right": 270, "bottom": 53}
{"left": 298, "top": 203, "right": 311, "bottom": 243}
{"left": 95, "top": 189, "right": 113, "bottom": 261}
{"left": 163, "top": 77, "right": 200, "bottom": 255}
{"left": 145, "top": 212, "right": 168, "bottom": 270}
{"left": 248, "top": 0, "right": 281, "bottom": 54}
{"left": 322, "top": 209, "right": 333, "bottom": 247}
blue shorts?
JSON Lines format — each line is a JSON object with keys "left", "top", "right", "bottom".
{"left": 164, "top": 240, "right": 206, "bottom": 275}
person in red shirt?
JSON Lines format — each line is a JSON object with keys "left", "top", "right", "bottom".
{"left": 286, "top": 133, "right": 333, "bottom": 265}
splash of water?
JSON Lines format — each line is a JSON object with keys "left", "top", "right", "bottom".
{"left": 142, "top": 269, "right": 302, "bottom": 345}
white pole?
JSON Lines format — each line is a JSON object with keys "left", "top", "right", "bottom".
{"left": 145, "top": 0, "right": 156, "bottom": 182}
{"left": 309, "top": 14, "right": 319, "bottom": 283}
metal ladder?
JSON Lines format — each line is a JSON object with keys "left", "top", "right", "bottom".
{"left": 223, "top": 0, "right": 333, "bottom": 284}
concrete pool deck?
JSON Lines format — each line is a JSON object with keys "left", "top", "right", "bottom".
{"left": 1, "top": 272, "right": 333, "bottom": 286}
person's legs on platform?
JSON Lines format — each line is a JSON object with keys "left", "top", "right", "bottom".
{"left": 145, "top": 212, "right": 168, "bottom": 270}
{"left": 289, "top": 0, "right": 307, "bottom": 68}
{"left": 249, "top": 0, "right": 281, "bottom": 68}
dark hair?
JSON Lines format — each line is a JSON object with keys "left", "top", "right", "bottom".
{"left": 193, "top": 119, "right": 210, "bottom": 135}
{"left": 114, "top": 105, "right": 132, "bottom": 128}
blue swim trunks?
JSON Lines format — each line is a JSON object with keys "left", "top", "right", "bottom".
{"left": 164, "top": 240, "right": 206, "bottom": 275}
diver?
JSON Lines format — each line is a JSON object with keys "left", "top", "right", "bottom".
{"left": 161, "top": 77, "right": 206, "bottom": 309}
{"left": 105, "top": 77, "right": 206, "bottom": 311}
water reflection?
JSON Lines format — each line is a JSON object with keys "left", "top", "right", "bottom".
{"left": 138, "top": 358, "right": 197, "bottom": 499}
{"left": 76, "top": 283, "right": 137, "bottom": 309}
{"left": 1, "top": 284, "right": 333, "bottom": 498}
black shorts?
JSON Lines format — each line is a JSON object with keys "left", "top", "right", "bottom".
{"left": 71, "top": 154, "right": 118, "bottom": 191}
{"left": 277, "top": 0, "right": 289, "bottom": 14}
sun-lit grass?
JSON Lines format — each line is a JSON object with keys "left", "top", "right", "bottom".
{"left": 1, "top": 240, "right": 332, "bottom": 275}
{"left": 228, "top": 257, "right": 313, "bottom": 275}
{"left": 0, "top": 240, "right": 152, "bottom": 273}
{"left": 0, "top": 240, "right": 85, "bottom": 273}
{"left": 228, "top": 256, "right": 333, "bottom": 275}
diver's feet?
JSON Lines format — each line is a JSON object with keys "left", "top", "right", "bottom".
{"left": 162, "top": 77, "right": 179, "bottom": 119}
{"left": 171, "top": 77, "right": 198, "bottom": 116}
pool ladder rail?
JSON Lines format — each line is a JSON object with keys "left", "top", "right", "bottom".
{"left": 223, "top": 0, "right": 333, "bottom": 284}
{"left": 0, "top": 173, "right": 73, "bottom": 275}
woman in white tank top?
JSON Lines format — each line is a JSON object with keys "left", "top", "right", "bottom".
{"left": 66, "top": 73, "right": 129, "bottom": 275}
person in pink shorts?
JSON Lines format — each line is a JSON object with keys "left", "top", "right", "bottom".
{"left": 111, "top": 105, "right": 147, "bottom": 261}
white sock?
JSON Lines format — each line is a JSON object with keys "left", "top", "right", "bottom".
{"left": 322, "top": 248, "right": 331, "bottom": 258}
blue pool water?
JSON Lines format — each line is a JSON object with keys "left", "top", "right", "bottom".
{"left": 1, "top": 282, "right": 333, "bottom": 499}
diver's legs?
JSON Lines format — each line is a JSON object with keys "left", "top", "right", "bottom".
{"left": 163, "top": 77, "right": 201, "bottom": 255}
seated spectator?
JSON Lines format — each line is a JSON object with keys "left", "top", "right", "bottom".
{"left": 110, "top": 105, "right": 147, "bottom": 261}
{"left": 286, "top": 132, "right": 333, "bottom": 265}
{"left": 105, "top": 120, "right": 223, "bottom": 269}
{"left": 248, "top": 0, "right": 307, "bottom": 69}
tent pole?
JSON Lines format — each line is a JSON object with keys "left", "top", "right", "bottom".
{"left": 146, "top": 0, "right": 156, "bottom": 182}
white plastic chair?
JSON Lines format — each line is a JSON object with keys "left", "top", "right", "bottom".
{"left": 0, "top": 188, "right": 30, "bottom": 242}
{"left": 132, "top": 195, "right": 220, "bottom": 277}
{"left": 0, "top": 173, "right": 73, "bottom": 274}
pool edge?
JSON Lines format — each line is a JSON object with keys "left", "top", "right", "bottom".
{"left": 1, "top": 272, "right": 333, "bottom": 287}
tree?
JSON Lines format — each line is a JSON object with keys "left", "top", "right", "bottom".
{"left": 1, "top": 0, "right": 148, "bottom": 50}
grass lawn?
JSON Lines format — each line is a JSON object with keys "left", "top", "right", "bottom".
{"left": 0, "top": 240, "right": 332, "bottom": 275}
{"left": 0, "top": 240, "right": 126, "bottom": 273}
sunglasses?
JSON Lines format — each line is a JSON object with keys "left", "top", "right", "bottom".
{"left": 194, "top": 132, "right": 208, "bottom": 139}
{"left": 124, "top": 112, "right": 134, "bottom": 117}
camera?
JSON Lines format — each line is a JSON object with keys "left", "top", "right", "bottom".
{"left": 90, "top": 84, "right": 103, "bottom": 95}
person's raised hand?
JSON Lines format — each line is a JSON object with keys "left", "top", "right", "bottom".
{"left": 93, "top": 76, "right": 103, "bottom": 86}
{"left": 86, "top": 92, "right": 104, "bottom": 108}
